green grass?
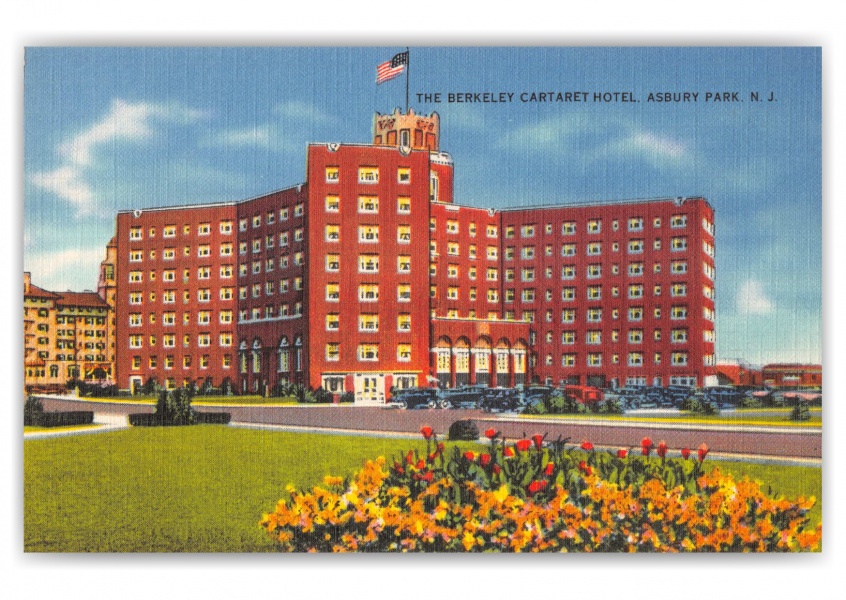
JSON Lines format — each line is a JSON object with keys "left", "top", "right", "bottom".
{"left": 24, "top": 424, "right": 101, "bottom": 433}
{"left": 519, "top": 410, "right": 822, "bottom": 428}
{"left": 24, "top": 427, "right": 821, "bottom": 552}
{"left": 193, "top": 396, "right": 300, "bottom": 406}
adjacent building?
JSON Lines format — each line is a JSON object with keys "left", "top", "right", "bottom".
{"left": 108, "top": 108, "right": 719, "bottom": 401}
{"left": 23, "top": 272, "right": 115, "bottom": 391}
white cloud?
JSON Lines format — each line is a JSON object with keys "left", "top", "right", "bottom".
{"left": 736, "top": 279, "right": 775, "bottom": 315}
{"left": 29, "top": 99, "right": 206, "bottom": 215}
{"left": 274, "top": 100, "right": 332, "bottom": 124}
{"left": 24, "top": 246, "right": 106, "bottom": 292}
{"left": 209, "top": 126, "right": 272, "bottom": 148}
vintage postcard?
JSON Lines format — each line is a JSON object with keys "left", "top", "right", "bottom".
{"left": 23, "top": 47, "right": 821, "bottom": 553}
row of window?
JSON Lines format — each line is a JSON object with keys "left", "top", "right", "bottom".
{"left": 129, "top": 221, "right": 235, "bottom": 241}
{"left": 241, "top": 230, "right": 305, "bottom": 255}
{"left": 128, "top": 332, "right": 233, "bottom": 349}
{"left": 239, "top": 303, "right": 303, "bottom": 321}
{"left": 432, "top": 260, "right": 692, "bottom": 283}
{"left": 324, "top": 224, "right": 412, "bottom": 244}
{"left": 131, "top": 354, "right": 231, "bottom": 370}
{"left": 129, "top": 310, "right": 233, "bottom": 327}
{"left": 553, "top": 328, "right": 692, "bottom": 345}
{"left": 553, "top": 351, "right": 691, "bottom": 367}
{"left": 324, "top": 313, "right": 413, "bottom": 333}
{"left": 498, "top": 237, "right": 689, "bottom": 260}
{"left": 323, "top": 283, "right": 412, "bottom": 303}
{"left": 323, "top": 342, "right": 412, "bottom": 363}
{"left": 128, "top": 267, "right": 237, "bottom": 282}
{"left": 497, "top": 283, "right": 693, "bottom": 303}
{"left": 324, "top": 195, "right": 412, "bottom": 215}
{"left": 239, "top": 278, "right": 304, "bottom": 299}
{"left": 128, "top": 289, "right": 233, "bottom": 305}
{"left": 325, "top": 166, "right": 411, "bottom": 185}
{"left": 488, "top": 305, "right": 692, "bottom": 324}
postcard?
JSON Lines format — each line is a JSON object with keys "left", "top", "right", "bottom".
{"left": 23, "top": 47, "right": 821, "bottom": 552}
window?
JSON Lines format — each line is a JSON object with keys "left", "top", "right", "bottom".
{"left": 487, "top": 289, "right": 499, "bottom": 303}
{"left": 198, "top": 222, "right": 211, "bottom": 236}
{"left": 487, "top": 225, "right": 498, "bottom": 238}
{"left": 671, "top": 329, "right": 688, "bottom": 343}
{"left": 671, "top": 352, "right": 689, "bottom": 366}
{"left": 505, "top": 247, "right": 515, "bottom": 260}
{"left": 628, "top": 329, "right": 643, "bottom": 344}
{"left": 628, "top": 284, "right": 643, "bottom": 299}
{"left": 397, "top": 167, "right": 410, "bottom": 184}
{"left": 447, "top": 242, "right": 460, "bottom": 256}
{"left": 398, "top": 314, "right": 411, "bottom": 331}
{"left": 358, "top": 284, "right": 379, "bottom": 302}
{"left": 129, "top": 271, "right": 143, "bottom": 283}
{"left": 446, "top": 264, "right": 459, "bottom": 279}
{"left": 487, "top": 267, "right": 499, "bottom": 281}
{"left": 628, "top": 307, "right": 644, "bottom": 321}
{"left": 671, "top": 260, "right": 688, "bottom": 274}
{"left": 562, "top": 265, "right": 576, "bottom": 280}
{"left": 521, "top": 288, "right": 535, "bottom": 303}
{"left": 521, "top": 225, "right": 535, "bottom": 238}
{"left": 587, "top": 242, "right": 602, "bottom": 256}
{"left": 588, "top": 353, "right": 602, "bottom": 367}
{"left": 358, "top": 344, "right": 379, "bottom": 361}
{"left": 446, "top": 219, "right": 459, "bottom": 234}
{"left": 653, "top": 239, "right": 662, "bottom": 251}
{"left": 628, "top": 240, "right": 644, "bottom": 254}
{"left": 198, "top": 289, "right": 211, "bottom": 303}
{"left": 197, "top": 266, "right": 211, "bottom": 280}
{"left": 129, "top": 250, "right": 142, "bottom": 262}
{"left": 219, "top": 333, "right": 232, "bottom": 347}
{"left": 326, "top": 166, "right": 339, "bottom": 182}
{"left": 219, "top": 220, "right": 232, "bottom": 234}
{"left": 358, "top": 196, "right": 378, "bottom": 213}
{"left": 562, "top": 287, "right": 575, "bottom": 301}
{"left": 198, "top": 334, "right": 211, "bottom": 348}
{"left": 587, "top": 286, "right": 602, "bottom": 300}
{"left": 326, "top": 283, "right": 340, "bottom": 301}
{"left": 163, "top": 225, "right": 176, "bottom": 238}
{"left": 703, "top": 262, "right": 716, "bottom": 280}
{"left": 326, "top": 225, "right": 340, "bottom": 242}
{"left": 397, "top": 344, "right": 411, "bottom": 362}
{"left": 562, "top": 354, "right": 576, "bottom": 367}
{"left": 358, "top": 255, "right": 379, "bottom": 273}
{"left": 587, "top": 219, "right": 601, "bottom": 234}
{"left": 628, "top": 352, "right": 644, "bottom": 367}
{"left": 671, "top": 306, "right": 688, "bottom": 320}
{"left": 586, "top": 330, "right": 602, "bottom": 345}
{"left": 162, "top": 291, "right": 175, "bottom": 303}
{"left": 197, "top": 310, "right": 211, "bottom": 325}
{"left": 671, "top": 237, "right": 688, "bottom": 251}
{"left": 358, "top": 166, "right": 379, "bottom": 184}
{"left": 326, "top": 314, "right": 339, "bottom": 331}
{"left": 429, "top": 173, "right": 439, "bottom": 201}
{"left": 219, "top": 310, "right": 233, "bottom": 324}
{"left": 397, "top": 255, "right": 411, "bottom": 273}
{"left": 562, "top": 221, "right": 576, "bottom": 235}
{"left": 486, "top": 246, "right": 498, "bottom": 260}
{"left": 325, "top": 343, "right": 340, "bottom": 362}
{"left": 163, "top": 334, "right": 175, "bottom": 348}
{"left": 671, "top": 283, "right": 687, "bottom": 297}
{"left": 671, "top": 214, "right": 687, "bottom": 228}
{"left": 587, "top": 308, "right": 602, "bottom": 322}
{"left": 129, "top": 313, "right": 142, "bottom": 327}
{"left": 129, "top": 335, "right": 143, "bottom": 348}
{"left": 561, "top": 309, "right": 576, "bottom": 323}
{"left": 521, "top": 246, "right": 535, "bottom": 260}
{"left": 325, "top": 195, "right": 339, "bottom": 212}
{"left": 628, "top": 263, "right": 644, "bottom": 277}
{"left": 252, "top": 239, "right": 262, "bottom": 253}
{"left": 587, "top": 264, "right": 602, "bottom": 279}
{"left": 129, "top": 227, "right": 142, "bottom": 241}
{"left": 628, "top": 217, "right": 644, "bottom": 231}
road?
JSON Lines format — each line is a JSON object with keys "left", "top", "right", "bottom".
{"left": 37, "top": 397, "right": 821, "bottom": 462}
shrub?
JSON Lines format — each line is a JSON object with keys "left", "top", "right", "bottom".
{"left": 738, "top": 396, "right": 763, "bottom": 409}
{"left": 24, "top": 395, "right": 44, "bottom": 426}
{"left": 448, "top": 419, "right": 479, "bottom": 441}
{"left": 524, "top": 392, "right": 587, "bottom": 415}
{"left": 261, "top": 431, "right": 822, "bottom": 552}
{"left": 155, "top": 388, "right": 195, "bottom": 425}
{"left": 193, "top": 411, "right": 232, "bottom": 425}
{"left": 791, "top": 401, "right": 811, "bottom": 421}
{"left": 128, "top": 413, "right": 160, "bottom": 427}
{"left": 595, "top": 397, "right": 624, "bottom": 414}
{"left": 27, "top": 410, "right": 94, "bottom": 428}
{"left": 312, "top": 387, "right": 333, "bottom": 404}
{"left": 339, "top": 391, "right": 355, "bottom": 404}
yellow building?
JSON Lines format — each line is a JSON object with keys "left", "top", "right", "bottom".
{"left": 23, "top": 272, "right": 115, "bottom": 392}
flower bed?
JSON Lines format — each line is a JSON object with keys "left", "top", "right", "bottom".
{"left": 260, "top": 429, "right": 821, "bottom": 552}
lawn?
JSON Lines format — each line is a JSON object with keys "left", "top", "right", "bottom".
{"left": 24, "top": 426, "right": 822, "bottom": 552}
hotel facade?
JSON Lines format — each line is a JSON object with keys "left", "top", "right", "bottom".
{"left": 106, "top": 109, "right": 717, "bottom": 402}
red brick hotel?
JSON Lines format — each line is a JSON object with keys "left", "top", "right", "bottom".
{"left": 107, "top": 109, "right": 717, "bottom": 402}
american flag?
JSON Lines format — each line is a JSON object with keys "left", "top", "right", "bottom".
{"left": 376, "top": 51, "right": 408, "bottom": 84}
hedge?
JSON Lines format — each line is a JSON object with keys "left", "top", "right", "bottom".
{"left": 194, "top": 412, "right": 231, "bottom": 425}
{"left": 28, "top": 411, "right": 94, "bottom": 428}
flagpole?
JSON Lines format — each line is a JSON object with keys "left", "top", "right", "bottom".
{"left": 405, "top": 47, "right": 410, "bottom": 113}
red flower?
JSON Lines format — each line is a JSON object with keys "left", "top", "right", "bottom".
{"left": 420, "top": 426, "right": 433, "bottom": 440}
{"left": 503, "top": 446, "right": 515, "bottom": 458}
{"left": 527, "top": 480, "right": 548, "bottom": 495}
{"left": 641, "top": 437, "right": 653, "bottom": 457}
{"left": 656, "top": 440, "right": 668, "bottom": 458}
{"left": 681, "top": 447, "right": 691, "bottom": 460}
{"left": 427, "top": 452, "right": 437, "bottom": 463}
{"left": 396, "top": 466, "right": 405, "bottom": 475}
{"left": 405, "top": 451, "right": 414, "bottom": 465}
{"left": 578, "top": 460, "right": 588, "bottom": 473}
{"left": 698, "top": 443, "right": 709, "bottom": 462}
{"left": 480, "top": 453, "right": 492, "bottom": 466}
{"left": 493, "top": 464, "right": 501, "bottom": 475}
{"left": 422, "top": 471, "right": 434, "bottom": 483}
{"left": 580, "top": 440, "right": 594, "bottom": 451}
{"left": 437, "top": 442, "right": 445, "bottom": 453}
{"left": 544, "top": 462, "right": 555, "bottom": 476}
{"left": 617, "top": 449, "right": 628, "bottom": 459}
{"left": 464, "top": 451, "right": 477, "bottom": 462}
{"left": 532, "top": 434, "right": 545, "bottom": 449}
{"left": 485, "top": 428, "right": 497, "bottom": 439}
{"left": 516, "top": 439, "right": 532, "bottom": 452}
{"left": 416, "top": 459, "right": 425, "bottom": 470}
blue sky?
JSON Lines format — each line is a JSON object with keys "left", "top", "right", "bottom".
{"left": 22, "top": 47, "right": 821, "bottom": 364}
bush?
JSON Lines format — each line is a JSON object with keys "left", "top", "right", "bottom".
{"left": 261, "top": 432, "right": 822, "bottom": 552}
{"left": 128, "top": 413, "right": 160, "bottom": 427}
{"left": 448, "top": 419, "right": 479, "bottom": 441}
{"left": 29, "top": 411, "right": 94, "bottom": 428}
{"left": 24, "top": 395, "right": 44, "bottom": 426}
{"left": 791, "top": 401, "right": 811, "bottom": 421}
{"left": 155, "top": 388, "right": 195, "bottom": 425}
{"left": 524, "top": 393, "right": 587, "bottom": 415}
{"left": 595, "top": 397, "right": 624, "bottom": 414}
{"left": 738, "top": 396, "right": 763, "bottom": 409}
{"left": 312, "top": 387, "right": 333, "bottom": 404}
{"left": 193, "top": 412, "right": 232, "bottom": 425}
{"left": 339, "top": 391, "right": 355, "bottom": 403}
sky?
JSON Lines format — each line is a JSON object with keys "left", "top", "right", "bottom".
{"left": 22, "top": 46, "right": 821, "bottom": 364}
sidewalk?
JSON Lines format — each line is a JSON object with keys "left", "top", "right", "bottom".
{"left": 24, "top": 413, "right": 129, "bottom": 440}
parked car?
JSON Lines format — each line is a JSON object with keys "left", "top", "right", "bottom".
{"left": 438, "top": 387, "right": 483, "bottom": 409}
{"left": 703, "top": 386, "right": 745, "bottom": 408}
{"left": 562, "top": 385, "right": 604, "bottom": 407}
{"left": 479, "top": 388, "right": 522, "bottom": 413}
{"left": 389, "top": 388, "right": 439, "bottom": 410}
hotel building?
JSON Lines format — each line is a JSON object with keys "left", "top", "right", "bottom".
{"left": 108, "top": 109, "right": 717, "bottom": 401}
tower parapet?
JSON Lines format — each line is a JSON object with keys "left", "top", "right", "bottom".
{"left": 373, "top": 108, "right": 439, "bottom": 151}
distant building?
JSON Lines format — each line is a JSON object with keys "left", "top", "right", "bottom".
{"left": 23, "top": 272, "right": 115, "bottom": 391}
{"left": 108, "top": 109, "right": 718, "bottom": 402}
{"left": 715, "top": 358, "right": 762, "bottom": 386}
{"left": 761, "top": 363, "right": 822, "bottom": 389}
